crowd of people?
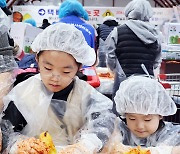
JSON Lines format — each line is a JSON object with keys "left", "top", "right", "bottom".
{"left": 0, "top": 0, "right": 180, "bottom": 153}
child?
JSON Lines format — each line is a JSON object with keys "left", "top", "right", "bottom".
{"left": 0, "top": 23, "right": 115, "bottom": 153}
{"left": 111, "top": 76, "right": 180, "bottom": 154}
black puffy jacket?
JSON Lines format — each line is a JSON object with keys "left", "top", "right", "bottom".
{"left": 96, "top": 20, "right": 118, "bottom": 48}
{"left": 115, "top": 24, "right": 160, "bottom": 77}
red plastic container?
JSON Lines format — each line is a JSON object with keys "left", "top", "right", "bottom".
{"left": 82, "top": 66, "right": 100, "bottom": 88}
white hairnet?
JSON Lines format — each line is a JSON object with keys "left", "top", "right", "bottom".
{"left": 31, "top": 23, "right": 96, "bottom": 66}
{"left": 114, "top": 76, "right": 177, "bottom": 116}
{"left": 124, "top": 0, "right": 154, "bottom": 21}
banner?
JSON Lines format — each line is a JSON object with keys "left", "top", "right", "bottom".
{"left": 13, "top": 5, "right": 173, "bottom": 27}
{"left": 13, "top": 6, "right": 59, "bottom": 26}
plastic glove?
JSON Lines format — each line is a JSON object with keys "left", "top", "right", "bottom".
{"left": 148, "top": 146, "right": 173, "bottom": 154}
{"left": 79, "top": 133, "right": 102, "bottom": 152}
{"left": 59, "top": 134, "right": 102, "bottom": 154}
{"left": 58, "top": 142, "right": 92, "bottom": 154}
{"left": 109, "top": 143, "right": 131, "bottom": 154}
{"left": 172, "top": 146, "right": 180, "bottom": 154}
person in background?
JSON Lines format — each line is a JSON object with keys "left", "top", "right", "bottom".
{"left": 110, "top": 76, "right": 180, "bottom": 154}
{"left": 24, "top": 18, "right": 37, "bottom": 27}
{"left": 0, "top": 0, "right": 11, "bottom": 16}
{"left": 0, "top": 3, "right": 23, "bottom": 62}
{"left": 0, "top": 22, "right": 18, "bottom": 152}
{"left": 12, "top": 11, "right": 23, "bottom": 22}
{"left": 96, "top": 16, "right": 118, "bottom": 67}
{"left": 39, "top": 18, "right": 51, "bottom": 29}
{"left": 58, "top": 0, "right": 96, "bottom": 50}
{"left": 0, "top": 25, "right": 17, "bottom": 112}
{"left": 106, "top": 0, "right": 162, "bottom": 98}
{"left": 0, "top": 23, "right": 115, "bottom": 153}
{"left": 0, "top": 0, "right": 14, "bottom": 46}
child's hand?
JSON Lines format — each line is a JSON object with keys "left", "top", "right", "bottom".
{"left": 172, "top": 146, "right": 180, "bottom": 154}
{"left": 110, "top": 143, "right": 131, "bottom": 154}
{"left": 58, "top": 142, "right": 93, "bottom": 154}
{"left": 148, "top": 146, "right": 173, "bottom": 154}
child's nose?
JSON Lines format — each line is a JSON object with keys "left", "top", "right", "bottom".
{"left": 136, "top": 122, "right": 144, "bottom": 129}
{"left": 51, "top": 73, "right": 61, "bottom": 81}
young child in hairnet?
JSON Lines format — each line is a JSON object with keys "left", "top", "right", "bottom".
{"left": 0, "top": 23, "right": 115, "bottom": 153}
{"left": 108, "top": 76, "right": 180, "bottom": 154}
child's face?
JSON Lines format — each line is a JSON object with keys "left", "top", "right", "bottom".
{"left": 126, "top": 113, "right": 162, "bottom": 138}
{"left": 37, "top": 50, "right": 79, "bottom": 92}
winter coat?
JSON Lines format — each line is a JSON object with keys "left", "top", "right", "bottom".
{"left": 96, "top": 20, "right": 118, "bottom": 48}
{"left": 106, "top": 25, "right": 161, "bottom": 96}
{"left": 115, "top": 24, "right": 160, "bottom": 77}
{"left": 96, "top": 20, "right": 118, "bottom": 67}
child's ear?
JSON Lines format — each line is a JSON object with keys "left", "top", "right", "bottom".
{"left": 35, "top": 54, "right": 40, "bottom": 71}
{"left": 159, "top": 115, "right": 163, "bottom": 120}
{"left": 35, "top": 54, "right": 39, "bottom": 62}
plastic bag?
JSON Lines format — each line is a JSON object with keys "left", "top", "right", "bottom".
{"left": 0, "top": 8, "right": 10, "bottom": 30}
{"left": 100, "top": 118, "right": 123, "bottom": 153}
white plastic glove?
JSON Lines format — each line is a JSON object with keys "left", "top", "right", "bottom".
{"left": 58, "top": 143, "right": 91, "bottom": 154}
{"left": 148, "top": 146, "right": 173, "bottom": 154}
{"left": 79, "top": 133, "right": 102, "bottom": 152}
{"left": 172, "top": 146, "right": 180, "bottom": 154}
{"left": 58, "top": 134, "right": 102, "bottom": 154}
{"left": 109, "top": 143, "right": 131, "bottom": 154}
{"left": 9, "top": 141, "right": 18, "bottom": 154}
